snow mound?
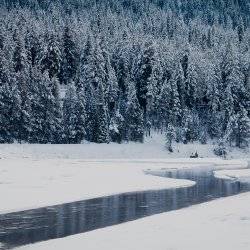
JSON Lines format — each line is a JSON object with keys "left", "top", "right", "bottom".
{"left": 214, "top": 169, "right": 250, "bottom": 183}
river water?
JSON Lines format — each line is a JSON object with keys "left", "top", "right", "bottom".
{"left": 0, "top": 167, "right": 249, "bottom": 249}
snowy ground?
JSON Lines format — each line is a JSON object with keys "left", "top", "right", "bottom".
{"left": 0, "top": 133, "right": 249, "bottom": 160}
{"left": 215, "top": 169, "right": 250, "bottom": 183}
{"left": 0, "top": 134, "right": 249, "bottom": 250}
{"left": 1, "top": 159, "right": 249, "bottom": 250}
{"left": 1, "top": 158, "right": 247, "bottom": 214}
{"left": 0, "top": 159, "right": 197, "bottom": 214}
{"left": 17, "top": 191, "right": 250, "bottom": 250}
{"left": 1, "top": 133, "right": 248, "bottom": 214}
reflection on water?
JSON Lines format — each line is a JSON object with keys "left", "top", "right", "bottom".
{"left": 0, "top": 168, "right": 249, "bottom": 249}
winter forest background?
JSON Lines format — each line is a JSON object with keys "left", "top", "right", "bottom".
{"left": 0, "top": 0, "right": 249, "bottom": 152}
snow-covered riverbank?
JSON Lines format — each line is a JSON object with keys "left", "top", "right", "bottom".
{"left": 1, "top": 135, "right": 249, "bottom": 250}
{"left": 215, "top": 169, "right": 250, "bottom": 183}
{"left": 17, "top": 191, "right": 250, "bottom": 250}
{"left": 0, "top": 159, "right": 196, "bottom": 214}
{"left": 0, "top": 155, "right": 248, "bottom": 214}
{"left": 0, "top": 134, "right": 249, "bottom": 214}
{"left": 1, "top": 158, "right": 249, "bottom": 250}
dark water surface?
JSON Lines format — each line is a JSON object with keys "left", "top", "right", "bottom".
{"left": 0, "top": 167, "right": 250, "bottom": 249}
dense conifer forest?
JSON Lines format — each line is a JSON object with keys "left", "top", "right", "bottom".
{"left": 0, "top": 0, "right": 249, "bottom": 151}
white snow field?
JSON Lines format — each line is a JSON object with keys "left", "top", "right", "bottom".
{"left": 0, "top": 158, "right": 197, "bottom": 214}
{"left": 0, "top": 133, "right": 249, "bottom": 160}
{"left": 1, "top": 133, "right": 248, "bottom": 214}
{"left": 0, "top": 134, "right": 249, "bottom": 250}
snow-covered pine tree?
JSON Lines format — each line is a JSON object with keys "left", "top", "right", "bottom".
{"left": 40, "top": 72, "right": 54, "bottom": 143}
{"left": 0, "top": 78, "right": 14, "bottom": 143}
{"left": 13, "top": 31, "right": 32, "bottom": 142}
{"left": 75, "top": 88, "right": 86, "bottom": 143}
{"left": 106, "top": 65, "right": 119, "bottom": 114}
{"left": 165, "top": 123, "right": 176, "bottom": 152}
{"left": 112, "top": 32, "right": 130, "bottom": 99}
{"left": 169, "top": 72, "right": 182, "bottom": 127}
{"left": 41, "top": 32, "right": 62, "bottom": 79}
{"left": 147, "top": 54, "right": 164, "bottom": 131}
{"left": 94, "top": 82, "right": 110, "bottom": 143}
{"left": 125, "top": 81, "right": 144, "bottom": 143}
{"left": 13, "top": 30, "right": 29, "bottom": 74}
{"left": 172, "top": 62, "right": 185, "bottom": 111}
{"left": 182, "top": 109, "right": 200, "bottom": 143}
{"left": 82, "top": 37, "right": 106, "bottom": 90}
{"left": 220, "top": 44, "right": 248, "bottom": 142}
{"left": 60, "top": 25, "right": 79, "bottom": 85}
{"left": 234, "top": 106, "right": 250, "bottom": 148}
{"left": 220, "top": 44, "right": 236, "bottom": 132}
{"left": 223, "top": 114, "right": 237, "bottom": 147}
{"left": 237, "top": 18, "right": 245, "bottom": 43}
{"left": 51, "top": 76, "right": 63, "bottom": 143}
{"left": 76, "top": 34, "right": 94, "bottom": 91}
{"left": 25, "top": 27, "right": 41, "bottom": 66}
{"left": 181, "top": 50, "right": 189, "bottom": 80}
{"left": 109, "top": 110, "right": 124, "bottom": 143}
{"left": 0, "top": 41, "right": 22, "bottom": 143}
{"left": 84, "top": 81, "right": 96, "bottom": 142}
{"left": 80, "top": 36, "right": 107, "bottom": 142}
{"left": 9, "top": 84, "right": 22, "bottom": 141}
{"left": 29, "top": 67, "right": 45, "bottom": 143}
{"left": 39, "top": 72, "right": 62, "bottom": 143}
{"left": 185, "top": 61, "right": 198, "bottom": 109}
{"left": 99, "top": 35, "right": 111, "bottom": 86}
{"left": 206, "top": 63, "right": 223, "bottom": 139}
{"left": 62, "top": 84, "right": 78, "bottom": 143}
{"left": 134, "top": 40, "right": 156, "bottom": 116}
{"left": 207, "top": 26, "right": 215, "bottom": 48}
{"left": 0, "top": 25, "right": 4, "bottom": 50}
{"left": 222, "top": 84, "right": 234, "bottom": 135}
{"left": 158, "top": 78, "right": 171, "bottom": 129}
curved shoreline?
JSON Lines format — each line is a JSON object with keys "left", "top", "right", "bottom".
{"left": 0, "top": 159, "right": 248, "bottom": 215}
{"left": 1, "top": 164, "right": 250, "bottom": 249}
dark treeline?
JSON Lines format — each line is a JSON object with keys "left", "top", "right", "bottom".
{"left": 2, "top": 0, "right": 250, "bottom": 26}
{"left": 0, "top": 0, "right": 249, "bottom": 149}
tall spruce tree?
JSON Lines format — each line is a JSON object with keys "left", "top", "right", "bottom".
{"left": 41, "top": 32, "right": 62, "bottom": 79}
{"left": 125, "top": 82, "right": 144, "bottom": 142}
{"left": 134, "top": 40, "right": 155, "bottom": 115}
{"left": 165, "top": 123, "right": 176, "bottom": 152}
{"left": 62, "top": 84, "right": 78, "bottom": 143}
{"left": 29, "top": 67, "right": 45, "bottom": 143}
{"left": 206, "top": 64, "right": 222, "bottom": 139}
{"left": 75, "top": 88, "right": 86, "bottom": 143}
{"left": 158, "top": 79, "right": 172, "bottom": 129}
{"left": 39, "top": 72, "right": 62, "bottom": 143}
{"left": 94, "top": 82, "right": 109, "bottom": 143}
{"left": 13, "top": 31, "right": 32, "bottom": 142}
{"left": 235, "top": 106, "right": 250, "bottom": 148}
{"left": 0, "top": 82, "right": 14, "bottom": 143}
{"left": 173, "top": 62, "right": 185, "bottom": 110}
{"left": 169, "top": 73, "right": 182, "bottom": 126}
{"left": 60, "top": 26, "right": 79, "bottom": 85}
